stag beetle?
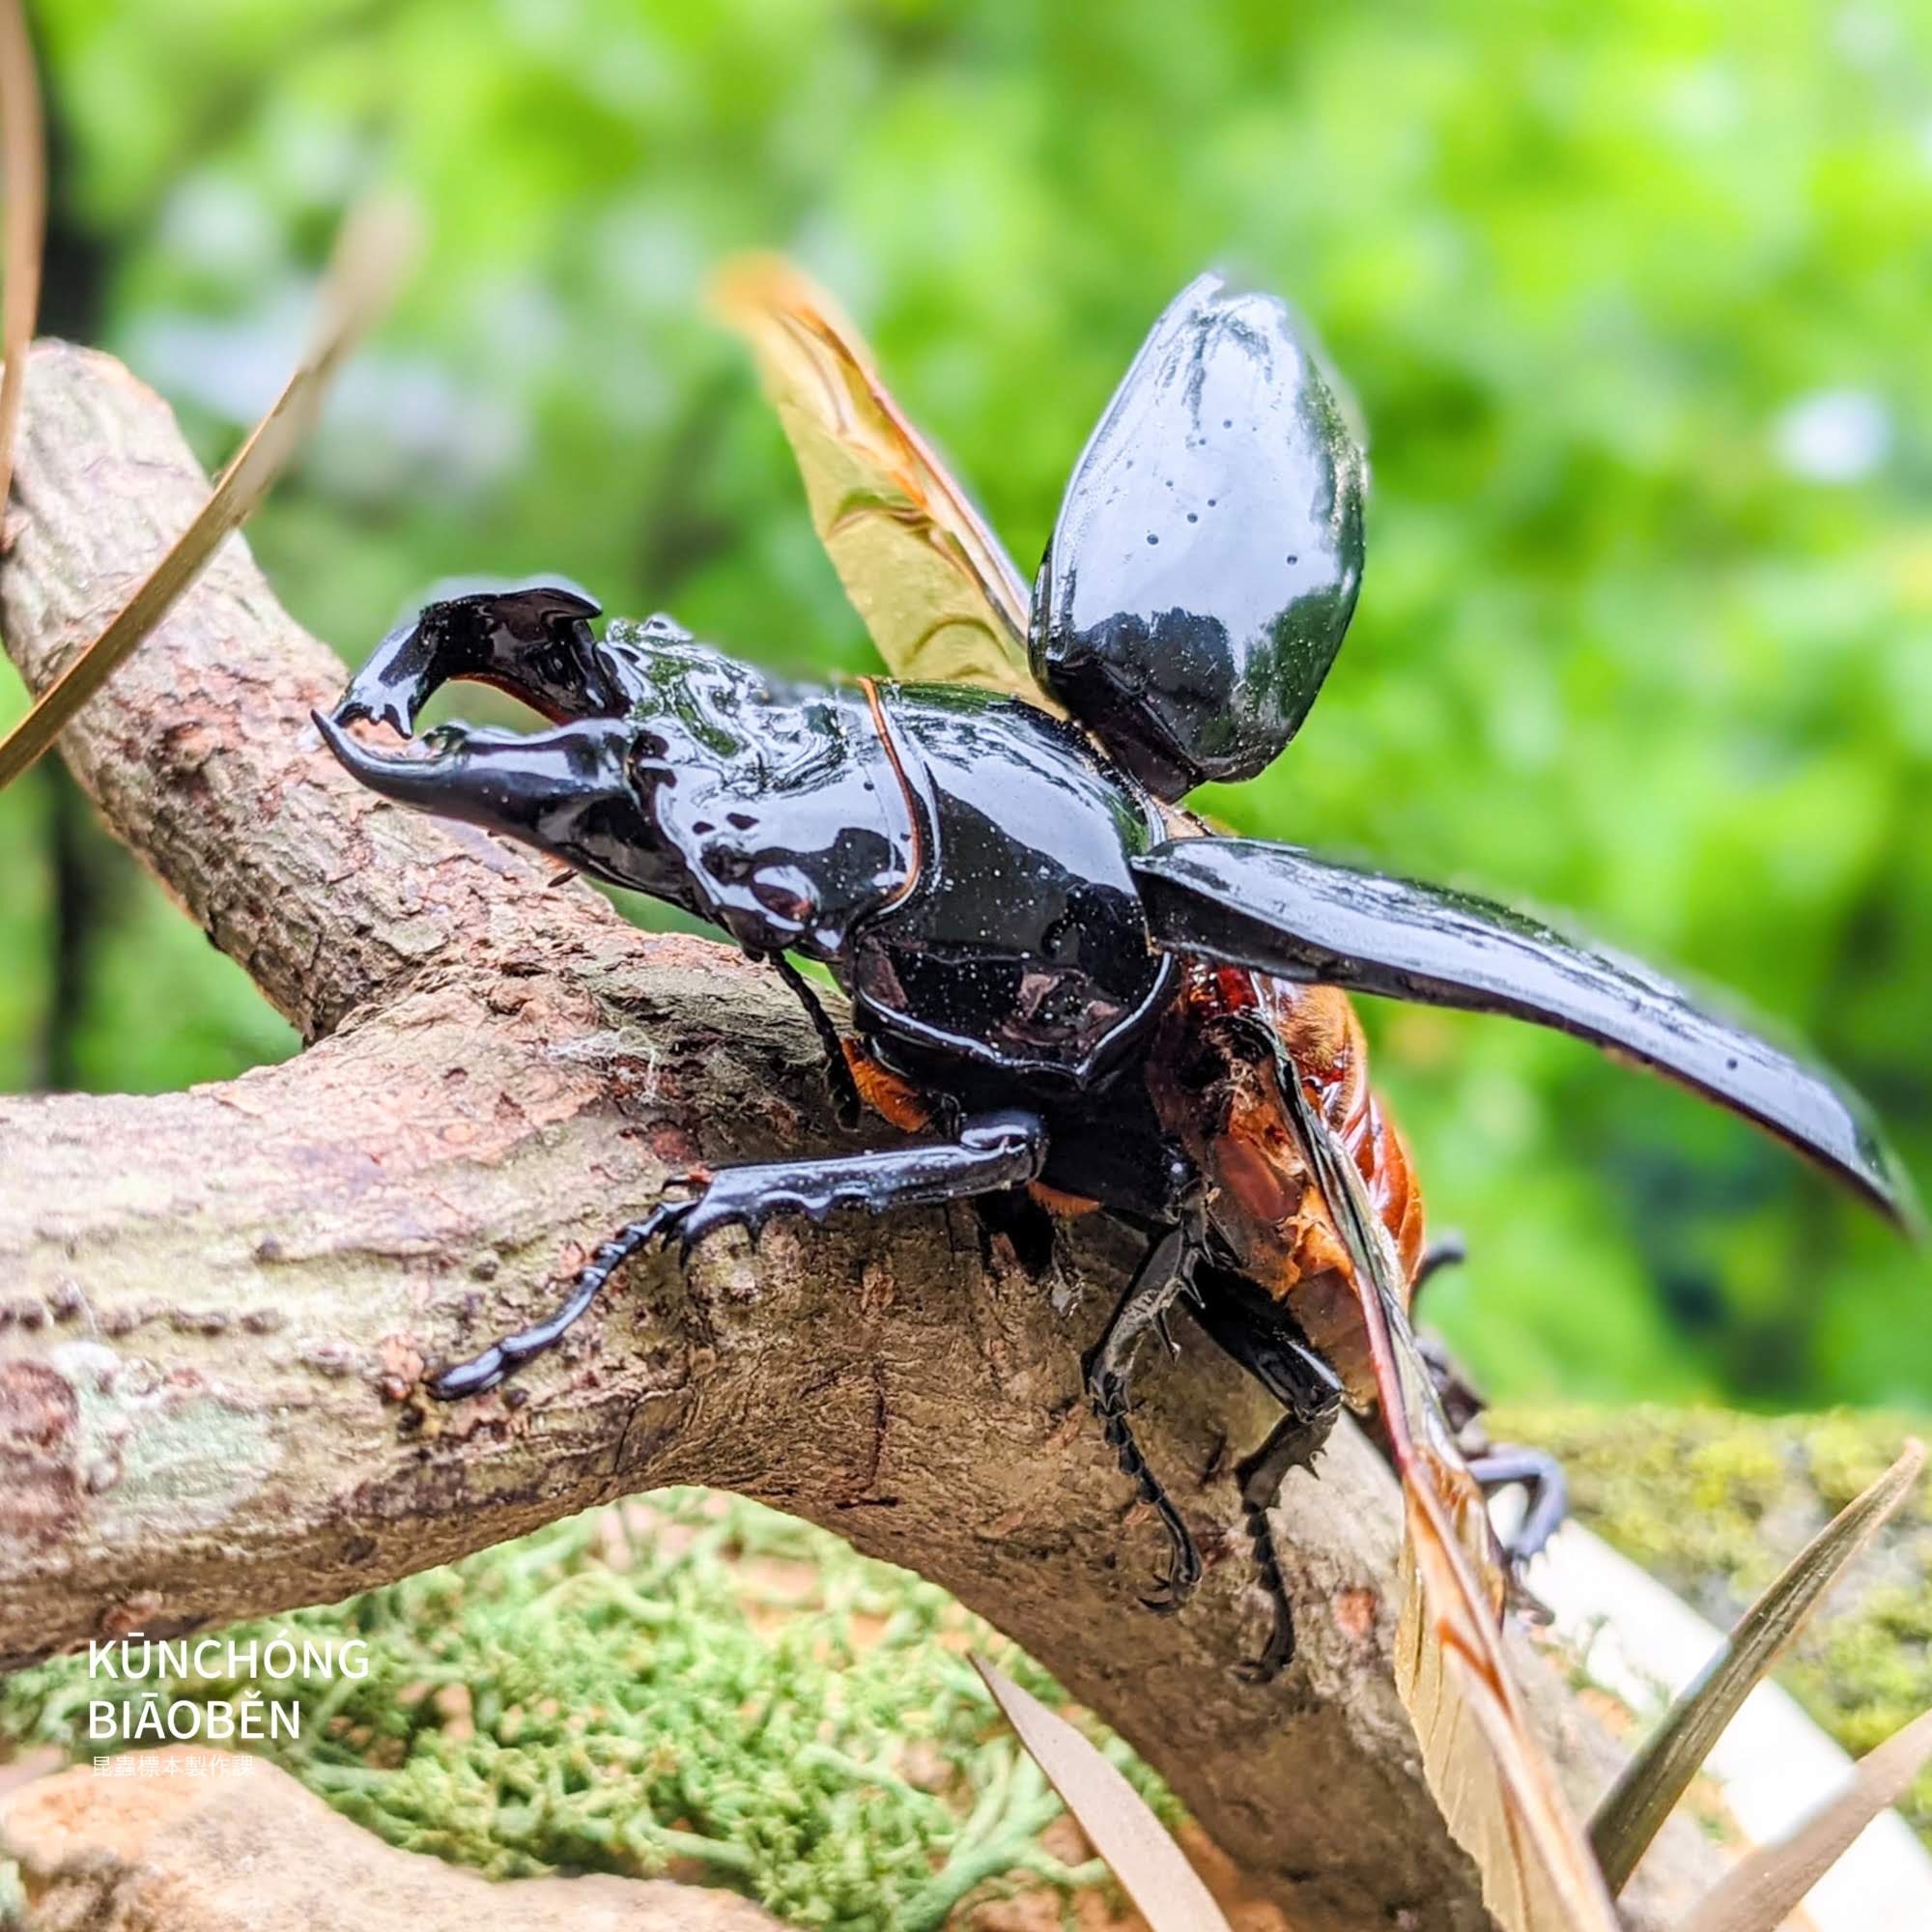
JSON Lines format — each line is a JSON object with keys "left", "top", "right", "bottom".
{"left": 318, "top": 267, "right": 1916, "bottom": 1677}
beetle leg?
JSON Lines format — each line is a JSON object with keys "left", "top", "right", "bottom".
{"left": 1189, "top": 1284, "right": 1345, "bottom": 1681}
{"left": 430, "top": 1200, "right": 694, "bottom": 1399}
{"left": 1415, "top": 1321, "right": 1570, "bottom": 1574}
{"left": 1082, "top": 1219, "right": 1207, "bottom": 1615}
{"left": 1230, "top": 1409, "right": 1334, "bottom": 1682}
{"left": 1465, "top": 1446, "right": 1570, "bottom": 1568}
{"left": 430, "top": 1110, "right": 1047, "bottom": 1400}
{"left": 767, "top": 952, "right": 863, "bottom": 1130}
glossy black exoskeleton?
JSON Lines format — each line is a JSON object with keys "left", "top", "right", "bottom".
{"left": 1032, "top": 273, "right": 1366, "bottom": 797}
{"left": 318, "top": 269, "right": 1917, "bottom": 1679}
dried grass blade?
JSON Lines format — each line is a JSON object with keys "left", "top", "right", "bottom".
{"left": 0, "top": 0, "right": 45, "bottom": 526}
{"left": 1681, "top": 1707, "right": 1932, "bottom": 1932}
{"left": 0, "top": 194, "right": 417, "bottom": 788}
{"left": 1591, "top": 1437, "right": 1924, "bottom": 1890}
{"left": 971, "top": 1655, "right": 1231, "bottom": 1932}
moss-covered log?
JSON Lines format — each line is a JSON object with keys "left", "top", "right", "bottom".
{"left": 1499, "top": 1403, "right": 1932, "bottom": 1847}
{"left": 0, "top": 342, "right": 1723, "bottom": 1931}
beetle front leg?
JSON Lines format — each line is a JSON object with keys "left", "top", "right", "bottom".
{"left": 431, "top": 1200, "right": 693, "bottom": 1400}
{"left": 431, "top": 1109, "right": 1048, "bottom": 1399}
{"left": 1083, "top": 1218, "right": 1208, "bottom": 1615}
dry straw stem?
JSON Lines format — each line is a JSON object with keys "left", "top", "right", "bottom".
{"left": 0, "top": 342, "right": 1725, "bottom": 1932}
{"left": 974, "top": 1655, "right": 1232, "bottom": 1932}
{"left": 1681, "top": 1706, "right": 1932, "bottom": 1932}
{"left": 1591, "top": 1437, "right": 1927, "bottom": 1892}
{"left": 0, "top": 0, "right": 44, "bottom": 532}
{"left": 0, "top": 195, "right": 416, "bottom": 788}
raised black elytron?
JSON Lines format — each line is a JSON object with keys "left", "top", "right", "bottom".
{"left": 317, "top": 265, "right": 1917, "bottom": 1678}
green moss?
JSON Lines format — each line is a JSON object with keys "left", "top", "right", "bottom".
{"left": 0, "top": 1492, "right": 1168, "bottom": 1929}
{"left": 1495, "top": 1404, "right": 1932, "bottom": 1845}
{"left": 8, "top": 1409, "right": 1927, "bottom": 1916}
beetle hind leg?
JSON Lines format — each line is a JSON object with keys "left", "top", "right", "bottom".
{"left": 430, "top": 1110, "right": 1047, "bottom": 1401}
{"left": 1190, "top": 1282, "right": 1345, "bottom": 1682}
{"left": 1467, "top": 1446, "right": 1570, "bottom": 1568}
{"left": 1083, "top": 1220, "right": 1207, "bottom": 1614}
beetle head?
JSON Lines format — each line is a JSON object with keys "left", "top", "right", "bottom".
{"left": 317, "top": 587, "right": 910, "bottom": 957}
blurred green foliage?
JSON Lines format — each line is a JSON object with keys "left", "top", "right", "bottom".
{"left": 3, "top": 0, "right": 1927, "bottom": 1405}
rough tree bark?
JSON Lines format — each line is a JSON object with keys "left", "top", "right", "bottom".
{"left": 0, "top": 343, "right": 1720, "bottom": 1931}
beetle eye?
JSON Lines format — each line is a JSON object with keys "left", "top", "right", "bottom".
{"left": 751, "top": 866, "right": 818, "bottom": 927}
{"left": 627, "top": 734, "right": 671, "bottom": 788}
{"left": 701, "top": 842, "right": 753, "bottom": 883}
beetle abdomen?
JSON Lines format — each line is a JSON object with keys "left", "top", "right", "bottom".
{"left": 1148, "top": 962, "right": 1423, "bottom": 1403}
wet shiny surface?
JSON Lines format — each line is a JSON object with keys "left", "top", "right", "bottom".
{"left": 316, "top": 705, "right": 701, "bottom": 908}
{"left": 844, "top": 682, "right": 1171, "bottom": 1083}
{"left": 1032, "top": 273, "right": 1367, "bottom": 799}
{"left": 1132, "top": 837, "right": 1919, "bottom": 1229}
{"left": 322, "top": 591, "right": 915, "bottom": 957}
{"left": 614, "top": 632, "right": 915, "bottom": 957}
{"left": 336, "top": 582, "right": 617, "bottom": 733}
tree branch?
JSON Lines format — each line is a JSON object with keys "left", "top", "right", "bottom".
{"left": 0, "top": 342, "right": 1719, "bottom": 1931}
{"left": 0, "top": 343, "right": 605, "bottom": 1039}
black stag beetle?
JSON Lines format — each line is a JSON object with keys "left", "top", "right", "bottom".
{"left": 317, "top": 264, "right": 1917, "bottom": 1678}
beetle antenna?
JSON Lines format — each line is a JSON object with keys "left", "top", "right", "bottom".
{"left": 1411, "top": 1233, "right": 1467, "bottom": 1301}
